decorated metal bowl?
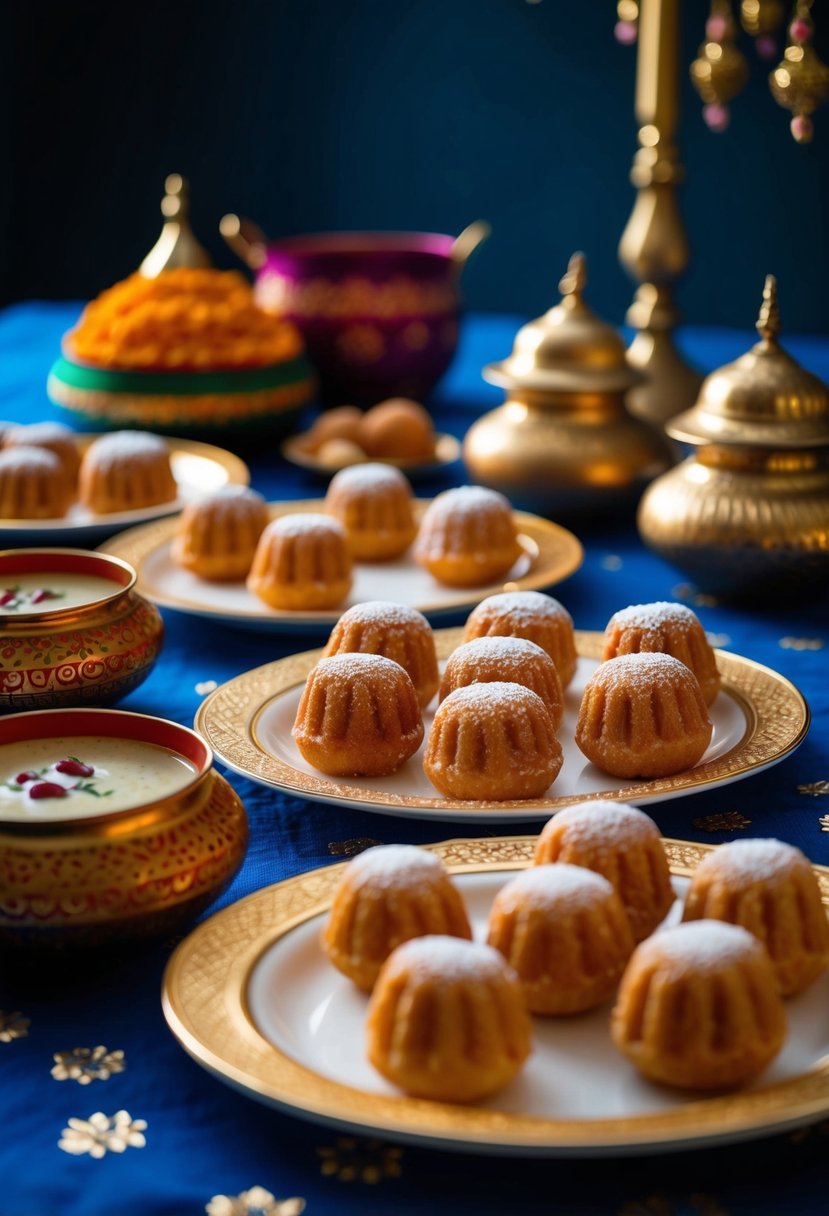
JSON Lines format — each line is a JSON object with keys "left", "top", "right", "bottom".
{"left": 0, "top": 707, "right": 248, "bottom": 947}
{"left": 221, "top": 217, "right": 489, "bottom": 405}
{"left": 0, "top": 549, "right": 163, "bottom": 711}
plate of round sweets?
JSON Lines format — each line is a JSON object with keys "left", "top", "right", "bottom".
{"left": 281, "top": 400, "right": 462, "bottom": 480}
{"left": 102, "top": 485, "right": 584, "bottom": 634}
{"left": 193, "top": 612, "right": 810, "bottom": 822}
{"left": 0, "top": 422, "right": 249, "bottom": 548}
{"left": 162, "top": 833, "right": 829, "bottom": 1156}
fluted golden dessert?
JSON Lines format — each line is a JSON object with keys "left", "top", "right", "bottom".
{"left": 0, "top": 447, "right": 72, "bottom": 519}
{"left": 324, "top": 463, "right": 417, "bottom": 560}
{"left": 533, "top": 801, "right": 675, "bottom": 942}
{"left": 78, "top": 430, "right": 177, "bottom": 513}
{"left": 322, "top": 844, "right": 472, "bottom": 991}
{"left": 414, "top": 486, "right": 522, "bottom": 588}
{"left": 323, "top": 601, "right": 439, "bottom": 708}
{"left": 247, "top": 513, "right": 352, "bottom": 610}
{"left": 602, "top": 601, "right": 720, "bottom": 705}
{"left": 611, "top": 920, "right": 787, "bottom": 1090}
{"left": 682, "top": 838, "right": 829, "bottom": 996}
{"left": 423, "top": 682, "right": 562, "bottom": 800}
{"left": 487, "top": 864, "right": 634, "bottom": 1014}
{"left": 366, "top": 935, "right": 533, "bottom": 1102}
{"left": 576, "top": 653, "right": 713, "bottom": 779}
{"left": 463, "top": 591, "right": 578, "bottom": 687}
{"left": 438, "top": 636, "right": 564, "bottom": 730}
{"left": 3, "top": 421, "right": 81, "bottom": 485}
{"left": 172, "top": 485, "right": 270, "bottom": 581}
{"left": 292, "top": 653, "right": 423, "bottom": 776}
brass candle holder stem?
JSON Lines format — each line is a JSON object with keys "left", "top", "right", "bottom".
{"left": 619, "top": 0, "right": 703, "bottom": 425}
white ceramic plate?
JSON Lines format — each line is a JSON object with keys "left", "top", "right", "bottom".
{"left": 194, "top": 628, "right": 809, "bottom": 823}
{"left": 103, "top": 501, "right": 584, "bottom": 633}
{"left": 163, "top": 837, "right": 829, "bottom": 1156}
{"left": 0, "top": 436, "right": 250, "bottom": 548}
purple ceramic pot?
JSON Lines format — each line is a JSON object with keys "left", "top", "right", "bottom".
{"left": 221, "top": 220, "right": 489, "bottom": 406}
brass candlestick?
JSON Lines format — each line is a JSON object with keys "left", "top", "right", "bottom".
{"left": 619, "top": 0, "right": 704, "bottom": 426}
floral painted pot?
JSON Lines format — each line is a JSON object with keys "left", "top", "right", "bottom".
{"left": 0, "top": 549, "right": 163, "bottom": 711}
{"left": 0, "top": 707, "right": 248, "bottom": 946}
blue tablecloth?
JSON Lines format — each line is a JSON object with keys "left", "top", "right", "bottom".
{"left": 1, "top": 303, "right": 828, "bottom": 1216}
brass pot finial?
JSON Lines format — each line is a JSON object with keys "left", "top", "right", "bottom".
{"left": 756, "top": 273, "right": 780, "bottom": 344}
{"left": 140, "top": 174, "right": 212, "bottom": 278}
{"left": 558, "top": 251, "right": 588, "bottom": 303}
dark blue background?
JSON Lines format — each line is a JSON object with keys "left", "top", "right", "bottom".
{"left": 2, "top": 0, "right": 828, "bottom": 331}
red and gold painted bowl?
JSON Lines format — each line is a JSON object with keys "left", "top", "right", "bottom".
{"left": 0, "top": 548, "right": 163, "bottom": 712}
{"left": 0, "top": 707, "right": 248, "bottom": 946}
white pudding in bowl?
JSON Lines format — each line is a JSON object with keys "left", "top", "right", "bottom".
{"left": 0, "top": 736, "right": 198, "bottom": 821}
{"left": 0, "top": 572, "right": 119, "bottom": 613}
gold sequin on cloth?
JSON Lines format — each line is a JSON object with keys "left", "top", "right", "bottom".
{"left": 779, "top": 637, "right": 825, "bottom": 651}
{"left": 0, "top": 1010, "right": 30, "bottom": 1042}
{"left": 205, "top": 1187, "right": 305, "bottom": 1216}
{"left": 317, "top": 1136, "right": 403, "bottom": 1184}
{"left": 691, "top": 812, "right": 752, "bottom": 833}
{"left": 58, "top": 1110, "right": 146, "bottom": 1158}
{"left": 51, "top": 1046, "right": 125, "bottom": 1085}
{"left": 799, "top": 781, "right": 829, "bottom": 797}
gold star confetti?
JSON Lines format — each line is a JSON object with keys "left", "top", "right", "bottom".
{"left": 327, "top": 837, "right": 384, "bottom": 857}
{"left": 58, "top": 1110, "right": 146, "bottom": 1158}
{"left": 692, "top": 812, "right": 752, "bottom": 833}
{"left": 205, "top": 1187, "right": 305, "bottom": 1216}
{"left": 52, "top": 1046, "right": 125, "bottom": 1085}
{"left": 195, "top": 680, "right": 218, "bottom": 695}
{"left": 0, "top": 1010, "right": 30, "bottom": 1042}
{"left": 779, "top": 637, "right": 825, "bottom": 651}
{"left": 705, "top": 632, "right": 731, "bottom": 648}
{"left": 317, "top": 1137, "right": 403, "bottom": 1184}
{"left": 798, "top": 781, "right": 829, "bottom": 797}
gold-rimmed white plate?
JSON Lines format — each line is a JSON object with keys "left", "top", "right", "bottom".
{"left": 281, "top": 431, "right": 462, "bottom": 479}
{"left": 193, "top": 627, "right": 809, "bottom": 822}
{"left": 162, "top": 837, "right": 829, "bottom": 1156}
{"left": 103, "top": 501, "right": 584, "bottom": 633}
{"left": 0, "top": 435, "right": 250, "bottom": 548}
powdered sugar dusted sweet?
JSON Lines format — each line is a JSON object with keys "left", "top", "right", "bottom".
{"left": 701, "top": 837, "right": 808, "bottom": 884}
{"left": 438, "top": 681, "right": 548, "bottom": 715}
{"left": 345, "top": 844, "right": 446, "bottom": 889}
{"left": 310, "top": 652, "right": 410, "bottom": 686}
{"left": 0, "top": 446, "right": 61, "bottom": 473}
{"left": 447, "top": 636, "right": 551, "bottom": 667}
{"left": 328, "top": 463, "right": 410, "bottom": 493}
{"left": 83, "top": 431, "right": 169, "bottom": 466}
{"left": 608, "top": 602, "right": 700, "bottom": 635}
{"left": 424, "top": 485, "right": 512, "bottom": 519}
{"left": 5, "top": 421, "right": 76, "bottom": 447}
{"left": 384, "top": 935, "right": 515, "bottom": 983}
{"left": 642, "top": 919, "right": 764, "bottom": 972}
{"left": 496, "top": 863, "right": 614, "bottom": 913}
{"left": 267, "top": 513, "right": 346, "bottom": 539}
{"left": 471, "top": 591, "right": 572, "bottom": 626}
{"left": 550, "top": 800, "right": 661, "bottom": 847}
{"left": 333, "top": 601, "right": 430, "bottom": 629}
{"left": 592, "top": 652, "right": 700, "bottom": 691}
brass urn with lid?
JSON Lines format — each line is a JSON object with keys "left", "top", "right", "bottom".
{"left": 463, "top": 253, "right": 673, "bottom": 516}
{"left": 638, "top": 276, "right": 829, "bottom": 594}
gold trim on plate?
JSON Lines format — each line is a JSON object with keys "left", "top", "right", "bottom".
{"left": 193, "top": 628, "right": 809, "bottom": 817}
{"left": 162, "top": 837, "right": 829, "bottom": 1155}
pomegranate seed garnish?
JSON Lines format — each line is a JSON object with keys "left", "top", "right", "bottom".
{"left": 30, "top": 589, "right": 52, "bottom": 605}
{"left": 28, "top": 782, "right": 68, "bottom": 800}
{"left": 55, "top": 759, "right": 94, "bottom": 778}
{"left": 0, "top": 591, "right": 17, "bottom": 606}
{"left": 15, "top": 771, "right": 39, "bottom": 784}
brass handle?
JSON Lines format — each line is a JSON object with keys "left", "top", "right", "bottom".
{"left": 450, "top": 219, "right": 491, "bottom": 272}
{"left": 219, "top": 214, "right": 268, "bottom": 270}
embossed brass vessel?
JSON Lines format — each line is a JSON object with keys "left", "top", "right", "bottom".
{"left": 0, "top": 549, "right": 163, "bottom": 711}
{"left": 638, "top": 276, "right": 829, "bottom": 594}
{"left": 0, "top": 708, "right": 248, "bottom": 947}
{"left": 463, "top": 253, "right": 673, "bottom": 517}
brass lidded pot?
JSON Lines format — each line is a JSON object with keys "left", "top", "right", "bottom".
{"left": 463, "top": 253, "right": 673, "bottom": 516}
{"left": 638, "top": 276, "right": 829, "bottom": 594}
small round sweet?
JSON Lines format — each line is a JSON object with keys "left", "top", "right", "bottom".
{"left": 317, "top": 438, "right": 367, "bottom": 468}
{"left": 576, "top": 653, "right": 713, "bottom": 780}
{"left": 303, "top": 406, "right": 364, "bottom": 453}
{"left": 487, "top": 864, "right": 634, "bottom": 1014}
{"left": 423, "top": 682, "right": 562, "bottom": 801}
{"left": 414, "top": 486, "right": 522, "bottom": 588}
{"left": 3, "top": 421, "right": 81, "bottom": 485}
{"left": 533, "top": 801, "right": 674, "bottom": 942}
{"left": 366, "top": 935, "right": 532, "bottom": 1102}
{"left": 78, "top": 430, "right": 177, "bottom": 513}
{"left": 324, "top": 463, "right": 417, "bottom": 561}
{"left": 292, "top": 653, "right": 424, "bottom": 776}
{"left": 463, "top": 591, "right": 578, "bottom": 688}
{"left": 682, "top": 838, "right": 829, "bottom": 996}
{"left": 603, "top": 602, "right": 721, "bottom": 706}
{"left": 359, "top": 398, "right": 436, "bottom": 460}
{"left": 0, "top": 447, "right": 72, "bottom": 519}
{"left": 247, "top": 514, "right": 352, "bottom": 610}
{"left": 610, "top": 920, "right": 787, "bottom": 1090}
{"left": 322, "top": 845, "right": 472, "bottom": 991}
{"left": 438, "top": 636, "right": 564, "bottom": 730}
{"left": 171, "top": 485, "right": 270, "bottom": 581}
{"left": 323, "top": 601, "right": 439, "bottom": 708}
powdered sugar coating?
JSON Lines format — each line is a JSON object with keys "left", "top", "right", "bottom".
{"left": 447, "top": 636, "right": 551, "bottom": 666}
{"left": 593, "top": 652, "right": 701, "bottom": 691}
{"left": 266, "top": 513, "right": 347, "bottom": 540}
{"left": 424, "top": 485, "right": 512, "bottom": 519}
{"left": 333, "top": 601, "right": 430, "bottom": 630}
{"left": 327, "top": 463, "right": 411, "bottom": 494}
{"left": 608, "top": 602, "right": 701, "bottom": 634}
{"left": 438, "top": 681, "right": 548, "bottom": 715}
{"left": 83, "top": 430, "right": 169, "bottom": 466}
{"left": 470, "top": 591, "right": 573, "bottom": 627}
{"left": 195, "top": 484, "right": 266, "bottom": 511}
{"left": 496, "top": 863, "right": 615, "bottom": 913}
{"left": 344, "top": 844, "right": 447, "bottom": 890}
{"left": 309, "top": 652, "right": 411, "bottom": 686}
{"left": 548, "top": 800, "right": 661, "bottom": 848}
{"left": 699, "top": 838, "right": 809, "bottom": 884}
{"left": 640, "top": 920, "right": 764, "bottom": 973}
{"left": 383, "top": 935, "right": 517, "bottom": 983}
{"left": 0, "top": 446, "right": 61, "bottom": 473}
{"left": 4, "top": 421, "right": 77, "bottom": 447}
